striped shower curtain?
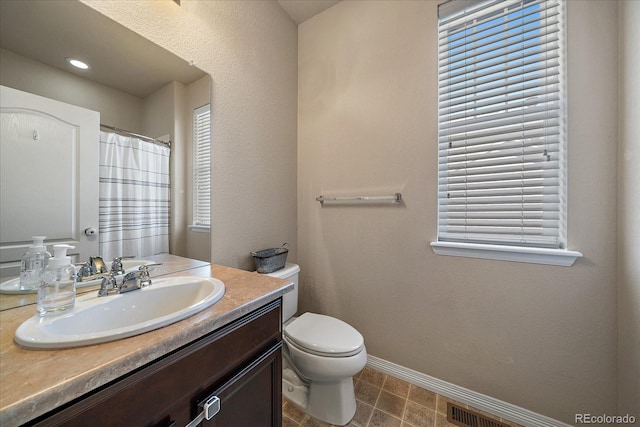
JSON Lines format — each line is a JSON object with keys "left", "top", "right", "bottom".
{"left": 99, "top": 131, "right": 170, "bottom": 261}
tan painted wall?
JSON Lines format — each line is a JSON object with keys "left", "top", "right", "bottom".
{"left": 618, "top": 0, "right": 640, "bottom": 417}
{"left": 82, "top": 0, "right": 298, "bottom": 270}
{"left": 298, "top": 1, "right": 618, "bottom": 423}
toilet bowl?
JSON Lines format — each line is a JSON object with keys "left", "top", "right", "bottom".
{"left": 265, "top": 264, "right": 366, "bottom": 426}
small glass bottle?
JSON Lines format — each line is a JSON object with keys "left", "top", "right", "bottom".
{"left": 38, "top": 244, "right": 76, "bottom": 317}
{"left": 19, "top": 236, "right": 51, "bottom": 291}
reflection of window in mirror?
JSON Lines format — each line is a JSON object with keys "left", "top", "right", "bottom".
{"left": 190, "top": 104, "right": 211, "bottom": 232}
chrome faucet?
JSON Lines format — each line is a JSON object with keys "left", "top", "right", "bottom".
{"left": 89, "top": 256, "right": 107, "bottom": 274}
{"left": 97, "top": 264, "right": 158, "bottom": 297}
{"left": 97, "top": 272, "right": 119, "bottom": 297}
{"left": 75, "top": 262, "right": 93, "bottom": 282}
{"left": 110, "top": 256, "right": 135, "bottom": 275}
{"left": 121, "top": 268, "right": 152, "bottom": 291}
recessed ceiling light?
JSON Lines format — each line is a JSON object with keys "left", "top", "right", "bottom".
{"left": 66, "top": 57, "right": 90, "bottom": 70}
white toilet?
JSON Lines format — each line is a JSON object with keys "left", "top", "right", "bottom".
{"left": 265, "top": 263, "right": 367, "bottom": 426}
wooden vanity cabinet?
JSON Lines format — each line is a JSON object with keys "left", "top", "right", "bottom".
{"left": 29, "top": 300, "right": 283, "bottom": 427}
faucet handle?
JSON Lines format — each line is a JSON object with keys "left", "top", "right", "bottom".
{"left": 137, "top": 264, "right": 160, "bottom": 282}
{"left": 110, "top": 256, "right": 132, "bottom": 275}
{"left": 75, "top": 262, "right": 92, "bottom": 282}
{"left": 138, "top": 263, "right": 162, "bottom": 273}
{"left": 98, "top": 272, "right": 117, "bottom": 297}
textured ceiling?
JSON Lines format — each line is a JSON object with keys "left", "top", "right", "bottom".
{"left": 0, "top": 1, "right": 206, "bottom": 98}
{"left": 277, "top": 0, "right": 341, "bottom": 24}
{"left": 0, "top": 0, "right": 340, "bottom": 98}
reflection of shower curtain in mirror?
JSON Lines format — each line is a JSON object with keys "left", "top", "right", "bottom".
{"left": 99, "top": 131, "right": 170, "bottom": 261}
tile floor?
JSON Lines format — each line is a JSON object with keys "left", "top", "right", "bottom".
{"left": 282, "top": 366, "right": 523, "bottom": 427}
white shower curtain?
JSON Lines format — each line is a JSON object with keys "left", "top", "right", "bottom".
{"left": 99, "top": 131, "right": 170, "bottom": 261}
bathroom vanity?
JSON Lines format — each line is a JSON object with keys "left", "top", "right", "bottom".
{"left": 0, "top": 263, "right": 293, "bottom": 427}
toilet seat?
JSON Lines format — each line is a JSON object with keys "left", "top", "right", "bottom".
{"left": 284, "top": 312, "right": 364, "bottom": 357}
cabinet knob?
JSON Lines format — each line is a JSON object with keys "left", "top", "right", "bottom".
{"left": 185, "top": 395, "right": 220, "bottom": 427}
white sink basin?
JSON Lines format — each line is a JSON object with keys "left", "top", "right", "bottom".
{"left": 14, "top": 276, "right": 225, "bottom": 349}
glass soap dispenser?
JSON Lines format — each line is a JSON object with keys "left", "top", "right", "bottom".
{"left": 19, "top": 236, "right": 51, "bottom": 291}
{"left": 38, "top": 244, "right": 76, "bottom": 317}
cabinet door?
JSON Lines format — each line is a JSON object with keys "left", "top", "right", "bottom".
{"left": 195, "top": 342, "right": 282, "bottom": 427}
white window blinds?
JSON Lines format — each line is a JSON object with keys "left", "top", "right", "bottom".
{"left": 437, "top": 0, "right": 566, "bottom": 249}
{"left": 193, "top": 104, "right": 211, "bottom": 227}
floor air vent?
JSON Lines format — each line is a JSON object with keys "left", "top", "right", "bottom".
{"left": 447, "top": 402, "right": 510, "bottom": 427}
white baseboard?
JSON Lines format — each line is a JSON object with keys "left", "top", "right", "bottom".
{"left": 366, "top": 355, "right": 571, "bottom": 427}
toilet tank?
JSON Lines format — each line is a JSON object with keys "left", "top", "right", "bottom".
{"left": 265, "top": 263, "right": 299, "bottom": 322}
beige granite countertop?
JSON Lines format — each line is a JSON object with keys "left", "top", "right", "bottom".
{"left": 0, "top": 263, "right": 292, "bottom": 426}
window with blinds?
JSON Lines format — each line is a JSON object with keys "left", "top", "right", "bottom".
{"left": 436, "top": 0, "right": 566, "bottom": 250}
{"left": 193, "top": 104, "right": 211, "bottom": 228}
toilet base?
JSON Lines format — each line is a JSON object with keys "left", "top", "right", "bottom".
{"left": 283, "top": 368, "right": 356, "bottom": 426}
{"left": 306, "top": 377, "right": 357, "bottom": 426}
{"left": 283, "top": 366, "right": 308, "bottom": 408}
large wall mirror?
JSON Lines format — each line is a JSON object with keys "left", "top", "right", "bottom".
{"left": 0, "top": 1, "right": 211, "bottom": 306}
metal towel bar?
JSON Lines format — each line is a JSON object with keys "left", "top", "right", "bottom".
{"left": 316, "top": 193, "right": 402, "bottom": 205}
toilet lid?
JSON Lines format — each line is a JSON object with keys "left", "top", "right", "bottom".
{"left": 284, "top": 312, "right": 364, "bottom": 357}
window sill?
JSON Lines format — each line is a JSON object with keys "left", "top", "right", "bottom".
{"left": 430, "top": 241, "right": 582, "bottom": 267}
{"left": 188, "top": 225, "right": 210, "bottom": 233}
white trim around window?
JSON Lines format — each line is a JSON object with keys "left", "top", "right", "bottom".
{"left": 432, "top": 0, "right": 581, "bottom": 266}
{"left": 188, "top": 224, "right": 210, "bottom": 233}
{"left": 431, "top": 241, "right": 581, "bottom": 266}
